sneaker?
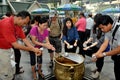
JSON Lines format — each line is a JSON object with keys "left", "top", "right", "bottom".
{"left": 91, "top": 71, "right": 100, "bottom": 79}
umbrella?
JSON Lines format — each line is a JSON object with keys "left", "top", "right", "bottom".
{"left": 57, "top": 3, "right": 82, "bottom": 11}
{"left": 31, "top": 8, "right": 50, "bottom": 14}
{"left": 58, "top": 11, "right": 65, "bottom": 15}
{"left": 101, "top": 8, "right": 120, "bottom": 13}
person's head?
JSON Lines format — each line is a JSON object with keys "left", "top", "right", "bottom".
{"left": 63, "top": 17, "right": 73, "bottom": 36}
{"left": 93, "top": 13, "right": 103, "bottom": 39}
{"left": 96, "top": 15, "right": 113, "bottom": 33}
{"left": 88, "top": 13, "right": 92, "bottom": 18}
{"left": 51, "top": 13, "right": 58, "bottom": 22}
{"left": 79, "top": 12, "right": 85, "bottom": 18}
{"left": 64, "top": 17, "right": 73, "bottom": 29}
{"left": 6, "top": 12, "right": 13, "bottom": 17}
{"left": 94, "top": 13, "right": 102, "bottom": 24}
{"left": 38, "top": 17, "right": 48, "bottom": 30}
{"left": 31, "top": 16, "right": 41, "bottom": 25}
{"left": 15, "top": 11, "right": 31, "bottom": 26}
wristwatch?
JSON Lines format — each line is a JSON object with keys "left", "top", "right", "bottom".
{"left": 102, "top": 52, "right": 107, "bottom": 57}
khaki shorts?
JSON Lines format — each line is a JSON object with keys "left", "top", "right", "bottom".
{"left": 0, "top": 48, "right": 15, "bottom": 80}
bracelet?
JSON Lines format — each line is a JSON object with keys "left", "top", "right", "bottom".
{"left": 102, "top": 52, "right": 107, "bottom": 57}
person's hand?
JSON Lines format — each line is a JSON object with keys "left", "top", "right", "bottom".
{"left": 33, "top": 48, "right": 42, "bottom": 56}
{"left": 67, "top": 44, "right": 70, "bottom": 49}
{"left": 50, "top": 45, "right": 56, "bottom": 51}
{"left": 47, "top": 28, "right": 50, "bottom": 31}
{"left": 83, "top": 41, "right": 87, "bottom": 47}
{"left": 74, "top": 42, "right": 77, "bottom": 47}
{"left": 83, "top": 46, "right": 90, "bottom": 50}
{"left": 92, "top": 53, "right": 104, "bottom": 62}
{"left": 92, "top": 54, "right": 97, "bottom": 62}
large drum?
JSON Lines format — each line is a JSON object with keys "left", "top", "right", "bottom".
{"left": 54, "top": 53, "right": 85, "bottom": 80}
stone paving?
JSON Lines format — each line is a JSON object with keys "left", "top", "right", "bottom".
{"left": 14, "top": 47, "right": 115, "bottom": 80}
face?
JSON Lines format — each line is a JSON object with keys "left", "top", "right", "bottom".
{"left": 17, "top": 16, "right": 30, "bottom": 26}
{"left": 99, "top": 23, "right": 112, "bottom": 33}
{"left": 66, "top": 21, "right": 72, "bottom": 29}
{"left": 39, "top": 22, "right": 48, "bottom": 30}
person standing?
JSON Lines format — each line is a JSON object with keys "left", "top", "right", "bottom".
{"left": 0, "top": 11, "right": 41, "bottom": 80}
{"left": 75, "top": 12, "right": 86, "bottom": 57}
{"left": 3, "top": 12, "right": 25, "bottom": 75}
{"left": 62, "top": 17, "right": 79, "bottom": 53}
{"left": 29, "top": 17, "right": 55, "bottom": 79}
{"left": 48, "top": 14, "right": 62, "bottom": 68}
{"left": 92, "top": 15, "right": 120, "bottom": 80}
{"left": 85, "top": 13, "right": 94, "bottom": 40}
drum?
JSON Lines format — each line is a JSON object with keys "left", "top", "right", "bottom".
{"left": 54, "top": 53, "right": 85, "bottom": 80}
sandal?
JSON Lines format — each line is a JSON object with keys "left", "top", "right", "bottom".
{"left": 39, "top": 72, "right": 44, "bottom": 79}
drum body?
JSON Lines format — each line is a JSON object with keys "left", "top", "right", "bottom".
{"left": 54, "top": 53, "right": 85, "bottom": 80}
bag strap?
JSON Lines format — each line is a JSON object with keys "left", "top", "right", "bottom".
{"left": 112, "top": 24, "right": 119, "bottom": 43}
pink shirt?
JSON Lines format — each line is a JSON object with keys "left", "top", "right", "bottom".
{"left": 75, "top": 17, "right": 86, "bottom": 32}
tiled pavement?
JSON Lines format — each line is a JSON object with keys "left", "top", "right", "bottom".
{"left": 14, "top": 48, "right": 115, "bottom": 80}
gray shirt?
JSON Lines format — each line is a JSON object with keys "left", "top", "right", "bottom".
{"left": 90, "top": 28, "right": 105, "bottom": 48}
{"left": 105, "top": 25, "right": 120, "bottom": 50}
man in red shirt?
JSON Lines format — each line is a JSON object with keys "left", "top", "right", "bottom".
{"left": 0, "top": 11, "right": 41, "bottom": 80}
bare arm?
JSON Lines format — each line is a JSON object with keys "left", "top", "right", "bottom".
{"left": 95, "top": 39, "right": 109, "bottom": 54}
{"left": 105, "top": 46, "right": 120, "bottom": 56}
{"left": 12, "top": 41, "right": 34, "bottom": 51}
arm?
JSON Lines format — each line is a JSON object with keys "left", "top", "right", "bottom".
{"left": 12, "top": 41, "right": 33, "bottom": 51}
{"left": 12, "top": 40, "right": 41, "bottom": 56}
{"left": 64, "top": 40, "right": 70, "bottom": 46}
{"left": 83, "top": 42, "right": 98, "bottom": 50}
{"left": 22, "top": 38, "right": 41, "bottom": 55}
{"left": 95, "top": 39, "right": 109, "bottom": 55}
{"left": 75, "top": 19, "right": 80, "bottom": 28}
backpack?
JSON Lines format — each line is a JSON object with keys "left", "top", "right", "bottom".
{"left": 48, "top": 19, "right": 62, "bottom": 29}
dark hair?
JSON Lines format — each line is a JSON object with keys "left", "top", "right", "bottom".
{"left": 88, "top": 13, "right": 92, "bottom": 17}
{"left": 16, "top": 11, "right": 31, "bottom": 19}
{"left": 63, "top": 17, "right": 74, "bottom": 36}
{"left": 38, "top": 17, "right": 48, "bottom": 24}
{"left": 80, "top": 12, "right": 85, "bottom": 17}
{"left": 31, "top": 16, "right": 41, "bottom": 24}
{"left": 96, "top": 15, "right": 113, "bottom": 27}
{"left": 93, "top": 13, "right": 102, "bottom": 39}
{"left": 5, "top": 12, "right": 13, "bottom": 17}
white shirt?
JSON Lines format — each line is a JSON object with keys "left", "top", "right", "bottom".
{"left": 86, "top": 17, "right": 94, "bottom": 30}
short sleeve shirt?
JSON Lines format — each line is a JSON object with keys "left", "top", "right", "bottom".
{"left": 30, "top": 27, "right": 49, "bottom": 42}
{"left": 0, "top": 16, "right": 26, "bottom": 49}
{"left": 105, "top": 25, "right": 120, "bottom": 50}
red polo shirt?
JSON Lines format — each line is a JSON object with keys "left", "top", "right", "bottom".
{"left": 0, "top": 16, "right": 26, "bottom": 49}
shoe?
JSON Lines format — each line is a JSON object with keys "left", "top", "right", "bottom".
{"left": 16, "top": 69, "right": 24, "bottom": 74}
{"left": 19, "top": 66, "right": 23, "bottom": 69}
{"left": 91, "top": 71, "right": 100, "bottom": 79}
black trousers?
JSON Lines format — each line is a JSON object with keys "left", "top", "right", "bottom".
{"left": 112, "top": 55, "right": 120, "bottom": 80}
{"left": 84, "top": 46, "right": 104, "bottom": 72}
{"left": 13, "top": 48, "right": 21, "bottom": 73}
{"left": 85, "top": 29, "right": 91, "bottom": 41}
{"left": 64, "top": 40, "right": 77, "bottom": 53}
{"left": 77, "top": 31, "right": 86, "bottom": 57}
